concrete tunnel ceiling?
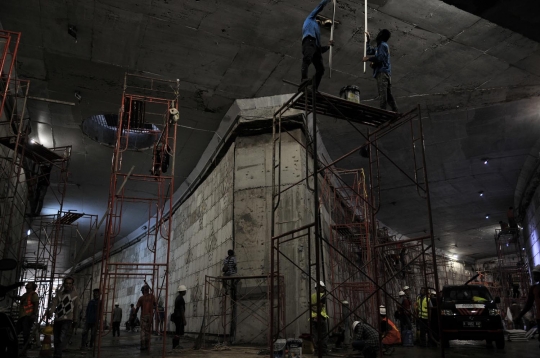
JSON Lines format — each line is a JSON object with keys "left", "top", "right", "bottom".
{"left": 2, "top": 0, "right": 540, "bottom": 270}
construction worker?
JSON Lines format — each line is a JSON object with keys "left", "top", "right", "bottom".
{"left": 428, "top": 289, "right": 439, "bottom": 347}
{"left": 310, "top": 281, "right": 329, "bottom": 355}
{"left": 351, "top": 320, "right": 379, "bottom": 358}
{"left": 172, "top": 285, "right": 187, "bottom": 349}
{"left": 134, "top": 285, "right": 156, "bottom": 350}
{"left": 363, "top": 30, "right": 398, "bottom": 112}
{"left": 301, "top": 0, "right": 334, "bottom": 90}
{"left": 515, "top": 264, "right": 540, "bottom": 343}
{"left": 128, "top": 303, "right": 137, "bottom": 331}
{"left": 380, "top": 305, "right": 401, "bottom": 349}
{"left": 12, "top": 282, "right": 39, "bottom": 348}
{"left": 81, "top": 288, "right": 99, "bottom": 349}
{"left": 416, "top": 288, "right": 429, "bottom": 347}
{"left": 112, "top": 302, "right": 122, "bottom": 337}
{"left": 48, "top": 276, "right": 80, "bottom": 358}
{"left": 398, "top": 290, "right": 412, "bottom": 331}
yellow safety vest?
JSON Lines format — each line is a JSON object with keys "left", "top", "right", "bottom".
{"left": 416, "top": 296, "right": 428, "bottom": 319}
{"left": 311, "top": 293, "right": 329, "bottom": 319}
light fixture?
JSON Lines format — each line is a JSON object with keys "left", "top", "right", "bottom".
{"left": 451, "top": 254, "right": 458, "bottom": 260}
{"left": 522, "top": 247, "right": 525, "bottom": 251}
{"left": 30, "top": 139, "right": 36, "bottom": 144}
{"left": 478, "top": 191, "right": 484, "bottom": 197}
{"left": 142, "top": 226, "right": 147, "bottom": 230}
{"left": 485, "top": 214, "right": 490, "bottom": 219}
{"left": 482, "top": 158, "right": 489, "bottom": 164}
{"left": 27, "top": 229, "right": 31, "bottom": 236}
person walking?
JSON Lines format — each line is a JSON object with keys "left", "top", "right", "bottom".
{"left": 134, "top": 285, "right": 156, "bottom": 350}
{"left": 301, "top": 0, "right": 334, "bottom": 90}
{"left": 81, "top": 288, "right": 99, "bottom": 349}
{"left": 310, "top": 281, "right": 329, "bottom": 355}
{"left": 155, "top": 300, "right": 165, "bottom": 335}
{"left": 351, "top": 320, "right": 379, "bottom": 358}
{"left": 515, "top": 264, "right": 540, "bottom": 342}
{"left": 128, "top": 303, "right": 137, "bottom": 332}
{"left": 48, "top": 276, "right": 80, "bottom": 358}
{"left": 12, "top": 282, "right": 39, "bottom": 349}
{"left": 509, "top": 301, "right": 523, "bottom": 329}
{"left": 172, "top": 285, "right": 187, "bottom": 349}
{"left": 363, "top": 29, "right": 398, "bottom": 112}
{"left": 112, "top": 302, "right": 122, "bottom": 337}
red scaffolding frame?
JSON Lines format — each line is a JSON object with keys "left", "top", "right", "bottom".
{"left": 96, "top": 73, "right": 179, "bottom": 357}
{"left": 269, "top": 82, "right": 443, "bottom": 358}
{"left": 493, "top": 228, "right": 530, "bottom": 320}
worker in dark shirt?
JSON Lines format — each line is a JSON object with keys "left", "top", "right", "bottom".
{"left": 363, "top": 29, "right": 398, "bottom": 112}
{"left": 301, "top": 0, "right": 334, "bottom": 90}
{"left": 81, "top": 288, "right": 100, "bottom": 349}
{"left": 172, "top": 285, "right": 187, "bottom": 349}
{"left": 351, "top": 320, "right": 379, "bottom": 358}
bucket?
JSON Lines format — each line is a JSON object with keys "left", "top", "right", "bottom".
{"left": 402, "top": 329, "right": 414, "bottom": 347}
{"left": 287, "top": 338, "right": 303, "bottom": 358}
{"left": 339, "top": 85, "right": 361, "bottom": 104}
{"left": 273, "top": 338, "right": 287, "bottom": 358}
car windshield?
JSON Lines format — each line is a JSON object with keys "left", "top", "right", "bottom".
{"left": 443, "top": 287, "right": 493, "bottom": 302}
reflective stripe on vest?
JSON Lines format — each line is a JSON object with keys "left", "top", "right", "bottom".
{"left": 23, "top": 293, "right": 35, "bottom": 315}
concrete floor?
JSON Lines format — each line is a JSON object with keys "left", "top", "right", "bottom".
{"left": 24, "top": 332, "right": 540, "bottom": 358}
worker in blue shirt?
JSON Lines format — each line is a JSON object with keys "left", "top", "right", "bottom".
{"left": 362, "top": 29, "right": 398, "bottom": 112}
{"left": 301, "top": 0, "right": 334, "bottom": 90}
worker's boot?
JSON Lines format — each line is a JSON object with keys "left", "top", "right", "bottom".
{"left": 172, "top": 336, "right": 180, "bottom": 349}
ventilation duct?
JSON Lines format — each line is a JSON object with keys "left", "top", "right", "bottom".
{"left": 81, "top": 114, "right": 160, "bottom": 150}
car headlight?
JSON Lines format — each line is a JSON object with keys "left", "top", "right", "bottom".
{"left": 488, "top": 309, "right": 501, "bottom": 316}
{"left": 441, "top": 309, "right": 455, "bottom": 316}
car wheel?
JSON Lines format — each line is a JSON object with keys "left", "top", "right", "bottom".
{"left": 495, "top": 338, "right": 505, "bottom": 349}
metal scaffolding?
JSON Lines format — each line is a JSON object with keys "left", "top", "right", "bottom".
{"left": 201, "top": 275, "right": 285, "bottom": 347}
{"left": 0, "top": 30, "right": 29, "bottom": 262}
{"left": 270, "top": 83, "right": 443, "bottom": 357}
{"left": 493, "top": 228, "right": 530, "bottom": 316}
{"left": 96, "top": 73, "right": 179, "bottom": 357}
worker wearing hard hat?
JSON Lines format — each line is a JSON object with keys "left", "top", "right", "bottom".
{"left": 112, "top": 301, "right": 123, "bottom": 337}
{"left": 172, "top": 285, "right": 187, "bottom": 349}
{"left": 310, "top": 281, "right": 329, "bottom": 355}
{"left": 380, "top": 305, "right": 401, "bottom": 346}
{"left": 398, "top": 290, "right": 412, "bottom": 332}
{"left": 515, "top": 264, "right": 540, "bottom": 343}
{"left": 351, "top": 320, "right": 379, "bottom": 358}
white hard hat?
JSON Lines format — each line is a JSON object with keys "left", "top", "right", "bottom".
{"left": 532, "top": 265, "right": 540, "bottom": 274}
{"left": 115, "top": 302, "right": 119, "bottom": 305}
{"left": 403, "top": 286, "right": 410, "bottom": 290}
{"left": 352, "top": 321, "right": 361, "bottom": 332}
{"left": 178, "top": 285, "right": 187, "bottom": 292}
{"left": 379, "top": 305, "right": 386, "bottom": 315}
{"left": 398, "top": 291, "right": 405, "bottom": 296}
{"left": 430, "top": 289, "right": 437, "bottom": 295}
{"left": 315, "top": 281, "right": 325, "bottom": 288}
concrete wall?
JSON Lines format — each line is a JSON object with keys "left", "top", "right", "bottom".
{"left": 74, "top": 140, "right": 236, "bottom": 332}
